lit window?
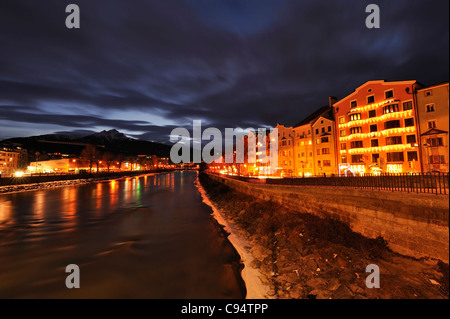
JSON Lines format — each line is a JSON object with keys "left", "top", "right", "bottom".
{"left": 350, "top": 127, "right": 362, "bottom": 135}
{"left": 383, "top": 104, "right": 399, "bottom": 114}
{"left": 349, "top": 113, "right": 361, "bottom": 121}
{"left": 340, "top": 129, "right": 346, "bottom": 137}
{"left": 338, "top": 116, "right": 346, "bottom": 124}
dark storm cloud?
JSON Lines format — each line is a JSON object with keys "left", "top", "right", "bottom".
{"left": 0, "top": 0, "right": 448, "bottom": 143}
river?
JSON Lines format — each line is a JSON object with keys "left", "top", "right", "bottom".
{"left": 0, "top": 171, "right": 245, "bottom": 298}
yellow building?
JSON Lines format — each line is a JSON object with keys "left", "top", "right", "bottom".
{"left": 276, "top": 105, "right": 337, "bottom": 177}
{"left": 292, "top": 123, "right": 314, "bottom": 177}
{"left": 0, "top": 150, "right": 20, "bottom": 177}
{"left": 311, "top": 109, "right": 338, "bottom": 176}
{"left": 416, "top": 82, "right": 449, "bottom": 173}
{"left": 275, "top": 124, "right": 295, "bottom": 177}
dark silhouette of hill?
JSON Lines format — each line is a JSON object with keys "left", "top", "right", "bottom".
{"left": 1, "top": 129, "right": 172, "bottom": 157}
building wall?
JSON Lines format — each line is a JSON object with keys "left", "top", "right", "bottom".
{"left": 312, "top": 116, "right": 337, "bottom": 176}
{"left": 276, "top": 124, "right": 295, "bottom": 177}
{"left": 293, "top": 124, "right": 314, "bottom": 177}
{"left": 334, "top": 80, "right": 422, "bottom": 175}
{"left": 29, "top": 158, "right": 73, "bottom": 173}
{"left": 416, "top": 83, "right": 449, "bottom": 173}
{"left": 0, "top": 150, "right": 20, "bottom": 176}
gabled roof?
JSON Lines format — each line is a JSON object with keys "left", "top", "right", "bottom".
{"left": 294, "top": 106, "right": 331, "bottom": 128}
{"left": 421, "top": 128, "right": 448, "bottom": 136}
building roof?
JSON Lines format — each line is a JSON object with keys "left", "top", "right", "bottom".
{"left": 421, "top": 128, "right": 448, "bottom": 136}
{"left": 293, "top": 106, "right": 331, "bottom": 128}
{"left": 417, "top": 81, "right": 449, "bottom": 91}
{"left": 333, "top": 80, "right": 419, "bottom": 106}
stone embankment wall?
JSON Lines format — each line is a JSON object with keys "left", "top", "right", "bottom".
{"left": 209, "top": 174, "right": 449, "bottom": 263}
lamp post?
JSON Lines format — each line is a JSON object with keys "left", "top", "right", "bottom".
{"left": 35, "top": 151, "right": 40, "bottom": 174}
{"left": 423, "top": 143, "right": 430, "bottom": 172}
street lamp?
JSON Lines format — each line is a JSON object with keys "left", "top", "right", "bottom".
{"left": 423, "top": 143, "right": 431, "bottom": 172}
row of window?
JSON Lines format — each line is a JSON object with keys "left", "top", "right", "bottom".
{"left": 350, "top": 90, "right": 395, "bottom": 108}
{"left": 1, "top": 164, "right": 16, "bottom": 168}
{"left": 341, "top": 119, "right": 415, "bottom": 137}
{"left": 315, "top": 126, "right": 332, "bottom": 134}
{"left": 298, "top": 152, "right": 313, "bottom": 158}
{"left": 347, "top": 151, "right": 419, "bottom": 164}
{"left": 343, "top": 135, "right": 418, "bottom": 149}
{"left": 343, "top": 102, "right": 413, "bottom": 124}
{"left": 317, "top": 160, "right": 332, "bottom": 167}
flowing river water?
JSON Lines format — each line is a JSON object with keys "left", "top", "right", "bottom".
{"left": 0, "top": 171, "right": 246, "bottom": 298}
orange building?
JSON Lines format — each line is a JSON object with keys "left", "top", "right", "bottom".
{"left": 333, "top": 80, "right": 422, "bottom": 175}
{"left": 416, "top": 82, "right": 449, "bottom": 173}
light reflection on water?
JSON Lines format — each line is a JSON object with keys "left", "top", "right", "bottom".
{"left": 0, "top": 171, "right": 245, "bottom": 298}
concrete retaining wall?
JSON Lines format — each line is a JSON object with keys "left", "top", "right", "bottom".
{"left": 209, "top": 174, "right": 449, "bottom": 263}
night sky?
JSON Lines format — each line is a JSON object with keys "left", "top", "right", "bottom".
{"left": 0, "top": 0, "right": 448, "bottom": 143}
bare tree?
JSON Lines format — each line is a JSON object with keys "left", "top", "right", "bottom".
{"left": 81, "top": 145, "right": 97, "bottom": 173}
{"left": 102, "top": 152, "right": 116, "bottom": 172}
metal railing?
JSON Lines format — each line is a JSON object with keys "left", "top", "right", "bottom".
{"left": 210, "top": 172, "right": 449, "bottom": 195}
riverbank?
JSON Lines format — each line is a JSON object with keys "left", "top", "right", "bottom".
{"left": 0, "top": 170, "right": 175, "bottom": 194}
{"left": 198, "top": 173, "right": 449, "bottom": 299}
{"left": 195, "top": 177, "right": 271, "bottom": 299}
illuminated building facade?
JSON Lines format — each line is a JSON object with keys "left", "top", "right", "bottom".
{"left": 311, "top": 109, "right": 337, "bottom": 176}
{"left": 276, "top": 124, "right": 295, "bottom": 177}
{"left": 416, "top": 82, "right": 449, "bottom": 173}
{"left": 333, "top": 80, "right": 422, "bottom": 175}
{"left": 276, "top": 105, "right": 337, "bottom": 177}
{"left": 292, "top": 122, "right": 314, "bottom": 177}
{"left": 0, "top": 150, "right": 20, "bottom": 177}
